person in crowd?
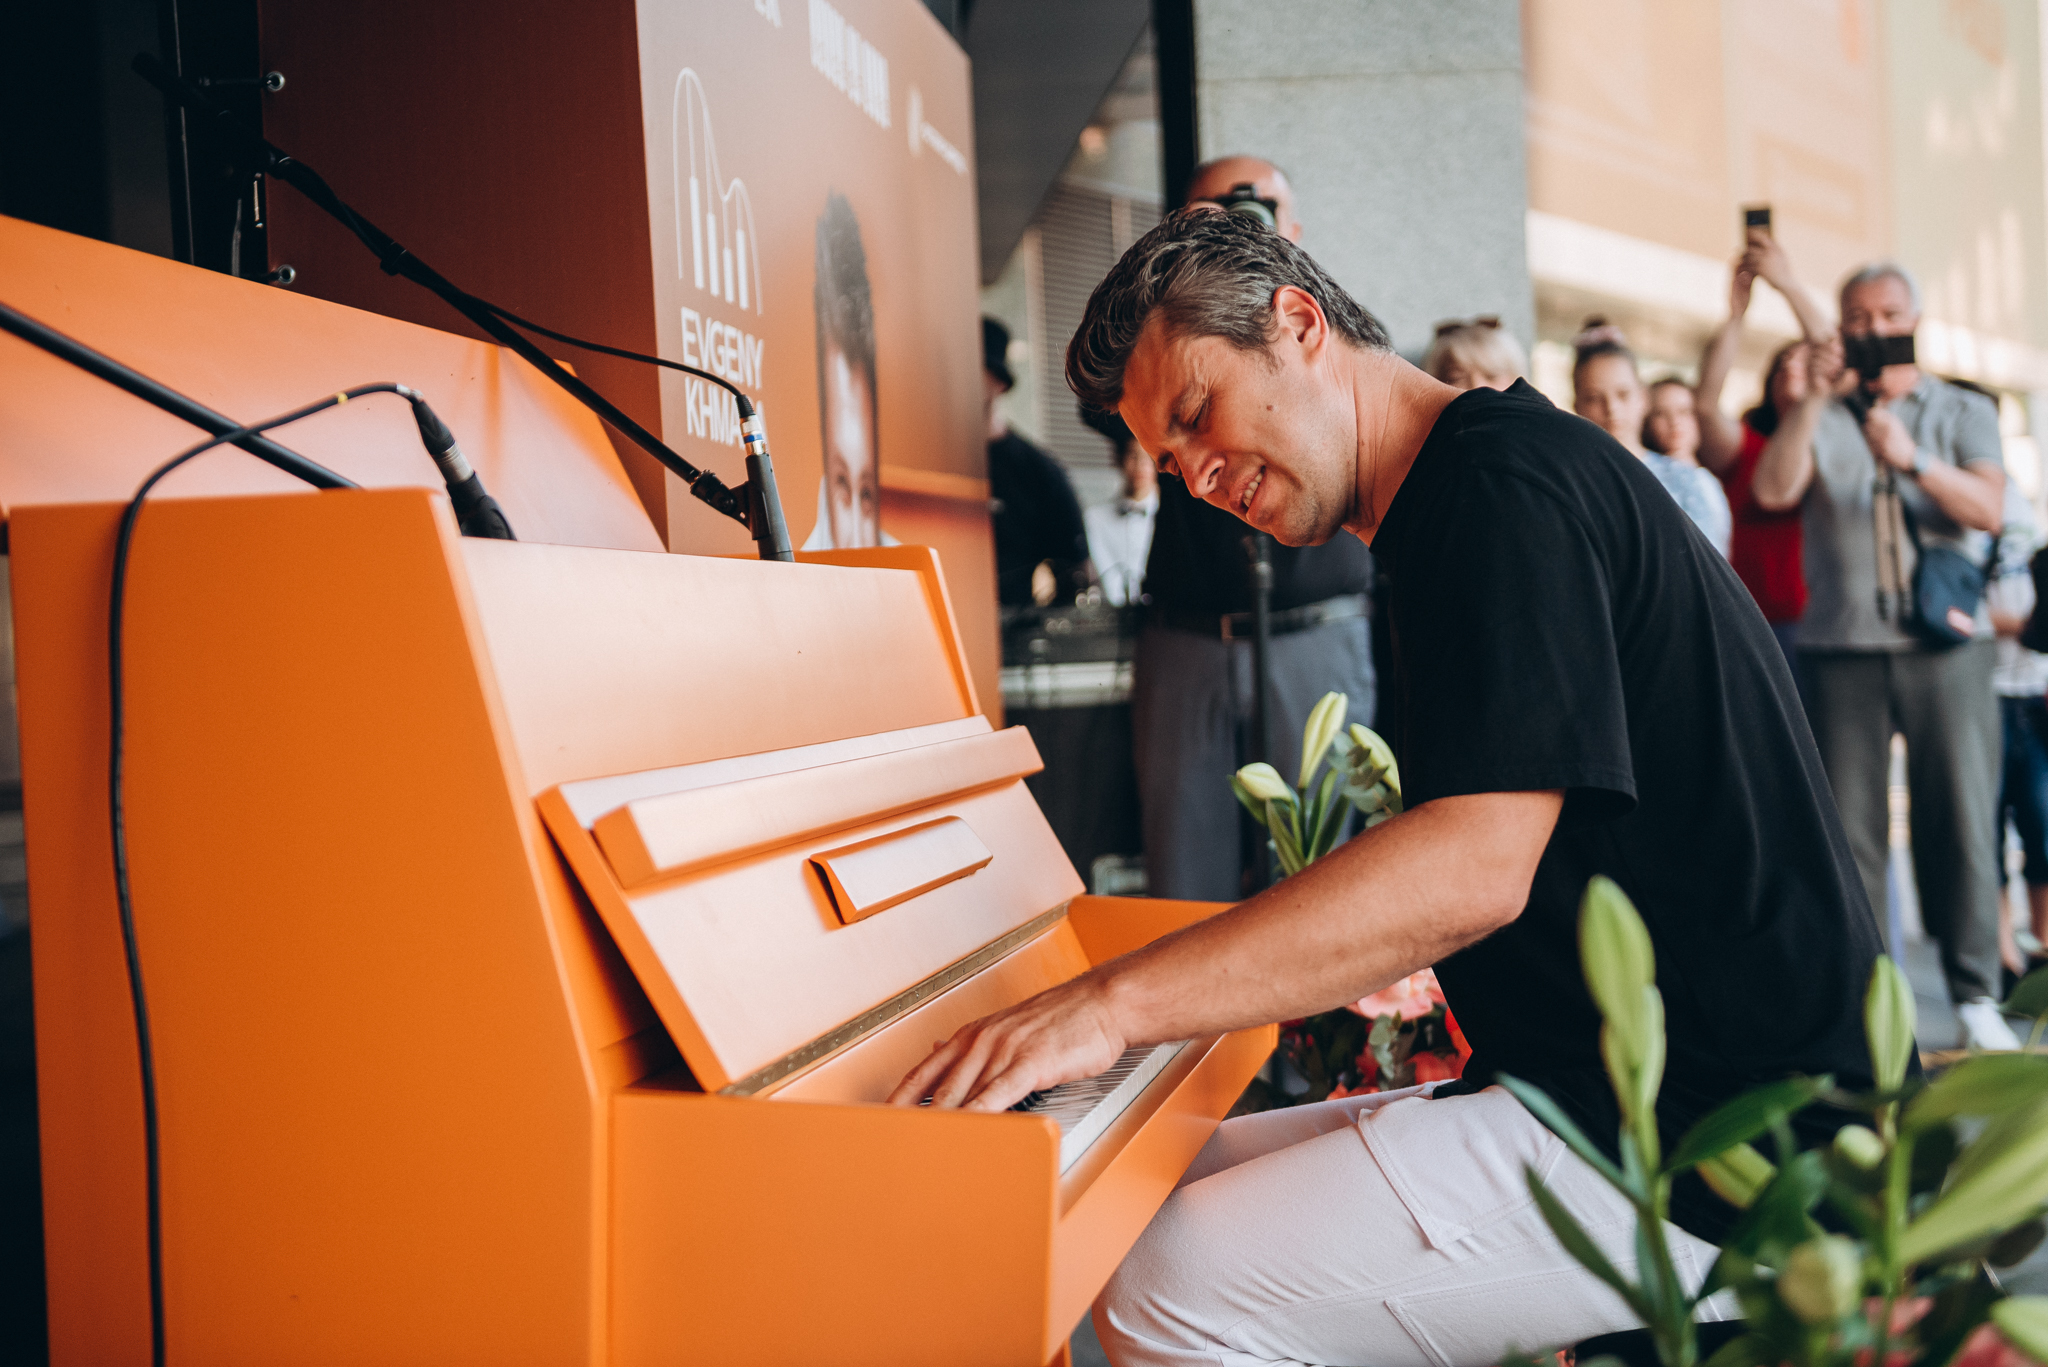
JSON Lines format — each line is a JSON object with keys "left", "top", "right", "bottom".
{"left": 1421, "top": 315, "right": 1526, "bottom": 391}
{"left": 1695, "top": 225, "right": 1837, "bottom": 476}
{"left": 984, "top": 316, "right": 1092, "bottom": 606}
{"left": 1718, "top": 341, "right": 1835, "bottom": 682}
{"left": 1129, "top": 155, "right": 1376, "bottom": 900}
{"left": 1750, "top": 261, "right": 2017, "bottom": 1049}
{"left": 895, "top": 208, "right": 1883, "bottom": 1365}
{"left": 1988, "top": 478, "right": 2048, "bottom": 985}
{"left": 1693, "top": 231, "right": 1836, "bottom": 682}
{"left": 1639, "top": 377, "right": 1731, "bottom": 557}
{"left": 1573, "top": 321, "right": 1730, "bottom": 556}
{"left": 804, "top": 192, "right": 887, "bottom": 550}
{"left": 1079, "top": 405, "right": 1159, "bottom": 607}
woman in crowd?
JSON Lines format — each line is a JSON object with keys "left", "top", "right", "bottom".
{"left": 1421, "top": 315, "right": 1526, "bottom": 391}
{"left": 1642, "top": 377, "right": 1733, "bottom": 557}
{"left": 1691, "top": 232, "right": 1835, "bottom": 680}
{"left": 1572, "top": 321, "right": 1730, "bottom": 556}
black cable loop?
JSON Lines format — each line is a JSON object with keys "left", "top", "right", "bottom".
{"left": 110, "top": 382, "right": 405, "bottom": 1367}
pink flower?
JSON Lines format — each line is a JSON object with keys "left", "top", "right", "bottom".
{"left": 1955, "top": 1325, "right": 2036, "bottom": 1367}
{"left": 1348, "top": 969, "right": 1446, "bottom": 1022}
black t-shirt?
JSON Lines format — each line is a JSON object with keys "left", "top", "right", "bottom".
{"left": 1372, "top": 381, "right": 1887, "bottom": 1243}
{"left": 989, "top": 431, "right": 1090, "bottom": 606}
{"left": 1145, "top": 473, "right": 1373, "bottom": 615}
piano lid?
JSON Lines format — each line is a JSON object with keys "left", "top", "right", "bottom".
{"left": 543, "top": 718, "right": 1083, "bottom": 1093}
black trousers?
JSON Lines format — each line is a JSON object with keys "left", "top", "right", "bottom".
{"left": 1803, "top": 643, "right": 2002, "bottom": 1002}
{"left": 1130, "top": 616, "right": 1374, "bottom": 902}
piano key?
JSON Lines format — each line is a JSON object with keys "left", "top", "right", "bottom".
{"left": 1011, "top": 1041, "right": 1190, "bottom": 1173}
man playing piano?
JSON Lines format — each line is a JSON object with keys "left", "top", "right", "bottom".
{"left": 891, "top": 210, "right": 1889, "bottom": 1365}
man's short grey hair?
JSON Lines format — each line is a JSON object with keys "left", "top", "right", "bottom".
{"left": 1841, "top": 260, "right": 1923, "bottom": 315}
{"left": 1065, "top": 208, "right": 1392, "bottom": 412}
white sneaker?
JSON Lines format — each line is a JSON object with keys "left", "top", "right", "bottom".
{"left": 1957, "top": 998, "right": 2022, "bottom": 1051}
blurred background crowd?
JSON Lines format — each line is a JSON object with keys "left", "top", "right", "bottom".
{"left": 980, "top": 0, "right": 2048, "bottom": 1057}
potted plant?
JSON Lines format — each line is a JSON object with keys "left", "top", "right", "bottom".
{"left": 1500, "top": 877, "right": 2048, "bottom": 1367}
{"left": 1227, "top": 693, "right": 1469, "bottom": 1108}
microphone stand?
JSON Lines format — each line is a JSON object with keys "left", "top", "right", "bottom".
{"left": 132, "top": 53, "right": 794, "bottom": 563}
{"left": 1243, "top": 531, "right": 1275, "bottom": 890}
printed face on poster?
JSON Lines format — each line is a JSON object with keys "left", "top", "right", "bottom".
{"left": 634, "top": 0, "right": 982, "bottom": 555}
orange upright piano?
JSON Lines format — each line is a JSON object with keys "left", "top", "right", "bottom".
{"left": 16, "top": 486, "right": 1274, "bottom": 1365}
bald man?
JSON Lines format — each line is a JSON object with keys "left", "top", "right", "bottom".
{"left": 1187, "top": 154, "right": 1304, "bottom": 241}
{"left": 1131, "top": 155, "right": 1377, "bottom": 900}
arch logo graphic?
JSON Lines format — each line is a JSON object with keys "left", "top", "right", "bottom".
{"left": 673, "top": 68, "right": 764, "bottom": 315}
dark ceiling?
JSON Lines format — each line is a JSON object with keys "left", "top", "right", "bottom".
{"left": 961, "top": 0, "right": 1152, "bottom": 282}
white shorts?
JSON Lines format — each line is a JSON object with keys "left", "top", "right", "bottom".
{"left": 1094, "top": 1083, "right": 1731, "bottom": 1367}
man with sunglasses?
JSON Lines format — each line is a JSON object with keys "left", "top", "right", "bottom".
{"left": 1132, "top": 155, "right": 1377, "bottom": 901}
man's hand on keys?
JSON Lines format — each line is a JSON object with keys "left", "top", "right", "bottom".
{"left": 888, "top": 975, "right": 1127, "bottom": 1113}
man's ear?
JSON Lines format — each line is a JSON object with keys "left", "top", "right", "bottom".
{"left": 1271, "top": 285, "right": 1327, "bottom": 355}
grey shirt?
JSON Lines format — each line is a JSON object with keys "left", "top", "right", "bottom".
{"left": 1800, "top": 374, "right": 2003, "bottom": 650}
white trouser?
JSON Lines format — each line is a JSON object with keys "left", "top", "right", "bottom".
{"left": 1093, "top": 1084, "right": 1729, "bottom": 1367}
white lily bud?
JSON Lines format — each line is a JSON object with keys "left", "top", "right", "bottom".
{"left": 1297, "top": 691, "right": 1348, "bottom": 790}
{"left": 1235, "top": 762, "right": 1295, "bottom": 803}
{"left": 1777, "top": 1235, "right": 1864, "bottom": 1326}
{"left": 1833, "top": 1125, "right": 1885, "bottom": 1171}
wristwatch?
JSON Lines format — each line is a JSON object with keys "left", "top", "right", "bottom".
{"left": 1908, "top": 451, "right": 1931, "bottom": 479}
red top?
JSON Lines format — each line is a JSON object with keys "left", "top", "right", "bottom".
{"left": 1719, "top": 422, "right": 1807, "bottom": 623}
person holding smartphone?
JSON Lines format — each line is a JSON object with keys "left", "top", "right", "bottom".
{"left": 1749, "top": 260, "right": 2016, "bottom": 1050}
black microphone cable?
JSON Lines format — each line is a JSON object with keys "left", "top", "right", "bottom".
{"left": 106, "top": 381, "right": 488, "bottom": 1367}
{"left": 130, "top": 53, "right": 794, "bottom": 564}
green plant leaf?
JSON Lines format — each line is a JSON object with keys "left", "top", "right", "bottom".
{"left": 1344, "top": 723, "right": 1401, "bottom": 801}
{"left": 1905, "top": 1053, "right": 2048, "bottom": 1133}
{"left": 1496, "top": 1072, "right": 1627, "bottom": 1190}
{"left": 1267, "top": 800, "right": 1304, "bottom": 876}
{"left": 1666, "top": 1077, "right": 1831, "bottom": 1174}
{"left": 1865, "top": 956, "right": 1916, "bottom": 1094}
{"left": 1992, "top": 1297, "right": 2048, "bottom": 1361}
{"left": 1633, "top": 1214, "right": 1690, "bottom": 1341}
{"left": 1698, "top": 1331, "right": 1767, "bottom": 1367}
{"left": 1580, "top": 877, "right": 1655, "bottom": 1050}
{"left": 2006, "top": 965, "right": 2048, "bottom": 1021}
{"left": 1525, "top": 1166, "right": 1652, "bottom": 1321}
{"left": 1900, "top": 1095, "right": 2048, "bottom": 1266}
{"left": 1719, "top": 1149, "right": 1828, "bottom": 1261}
{"left": 1306, "top": 769, "right": 1344, "bottom": 862}
{"left": 1698, "top": 1143, "right": 1777, "bottom": 1210}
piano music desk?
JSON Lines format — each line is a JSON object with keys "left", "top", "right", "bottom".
{"left": 14, "top": 488, "right": 1273, "bottom": 1366}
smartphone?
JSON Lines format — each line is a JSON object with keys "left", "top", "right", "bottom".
{"left": 1744, "top": 205, "right": 1773, "bottom": 233}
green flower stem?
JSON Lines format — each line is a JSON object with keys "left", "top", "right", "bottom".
{"left": 1871, "top": 1121, "right": 1913, "bottom": 1367}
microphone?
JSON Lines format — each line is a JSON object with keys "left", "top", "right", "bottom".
{"left": 737, "top": 396, "right": 793, "bottom": 562}
{"left": 395, "top": 387, "right": 515, "bottom": 540}
{"left": 131, "top": 52, "right": 794, "bottom": 560}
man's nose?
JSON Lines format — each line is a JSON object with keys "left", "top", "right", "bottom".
{"left": 1181, "top": 448, "right": 1224, "bottom": 498}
